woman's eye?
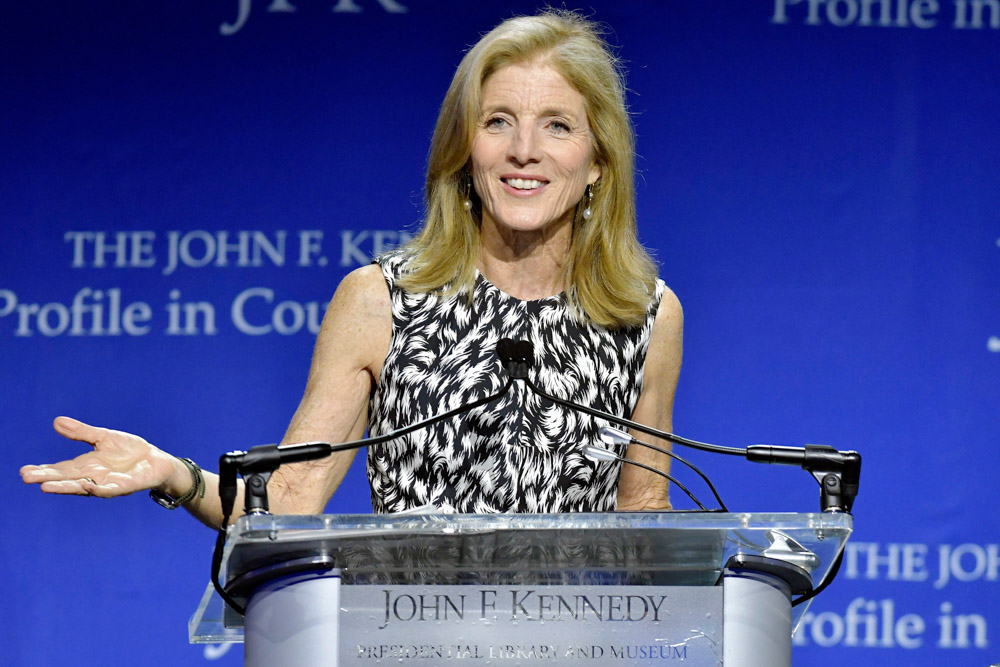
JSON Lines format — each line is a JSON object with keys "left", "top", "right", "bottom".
{"left": 549, "top": 120, "right": 571, "bottom": 133}
{"left": 485, "top": 117, "right": 508, "bottom": 129}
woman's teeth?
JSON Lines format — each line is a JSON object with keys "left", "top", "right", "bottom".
{"left": 506, "top": 178, "right": 543, "bottom": 190}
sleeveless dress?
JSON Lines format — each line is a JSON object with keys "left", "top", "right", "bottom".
{"left": 367, "top": 252, "right": 665, "bottom": 514}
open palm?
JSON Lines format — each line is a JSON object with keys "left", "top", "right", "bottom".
{"left": 20, "top": 417, "right": 176, "bottom": 498}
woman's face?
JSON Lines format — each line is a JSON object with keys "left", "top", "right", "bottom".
{"left": 471, "top": 60, "right": 600, "bottom": 239}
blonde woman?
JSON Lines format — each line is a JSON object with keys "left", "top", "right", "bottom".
{"left": 22, "top": 10, "right": 682, "bottom": 519}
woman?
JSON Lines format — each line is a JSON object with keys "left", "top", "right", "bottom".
{"left": 21, "top": 10, "right": 682, "bottom": 522}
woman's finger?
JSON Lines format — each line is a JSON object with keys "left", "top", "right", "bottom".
{"left": 38, "top": 477, "right": 98, "bottom": 496}
{"left": 52, "top": 416, "right": 107, "bottom": 446}
{"left": 20, "top": 463, "right": 85, "bottom": 483}
{"left": 29, "top": 471, "right": 126, "bottom": 497}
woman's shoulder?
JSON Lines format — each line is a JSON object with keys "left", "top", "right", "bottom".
{"left": 372, "top": 249, "right": 412, "bottom": 288}
{"left": 333, "top": 264, "right": 392, "bottom": 319}
{"left": 637, "top": 278, "right": 679, "bottom": 327}
{"left": 655, "top": 279, "right": 681, "bottom": 315}
{"left": 648, "top": 280, "right": 682, "bottom": 352}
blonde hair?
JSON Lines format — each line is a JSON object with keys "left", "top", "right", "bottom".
{"left": 399, "top": 9, "right": 658, "bottom": 328}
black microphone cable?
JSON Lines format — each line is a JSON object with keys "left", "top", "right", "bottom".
{"left": 583, "top": 445, "right": 717, "bottom": 511}
{"left": 498, "top": 338, "right": 857, "bottom": 604}
{"left": 598, "top": 426, "right": 729, "bottom": 512}
{"left": 525, "top": 375, "right": 747, "bottom": 458}
{"left": 212, "top": 511, "right": 245, "bottom": 616}
{"left": 211, "top": 376, "right": 517, "bottom": 616}
{"left": 792, "top": 548, "right": 845, "bottom": 608}
{"left": 496, "top": 337, "right": 732, "bottom": 511}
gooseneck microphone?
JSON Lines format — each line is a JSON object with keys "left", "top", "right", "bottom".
{"left": 582, "top": 444, "right": 713, "bottom": 511}
{"left": 217, "top": 377, "right": 517, "bottom": 519}
{"left": 494, "top": 340, "right": 727, "bottom": 511}
{"left": 213, "top": 336, "right": 862, "bottom": 616}
{"left": 494, "top": 338, "right": 861, "bottom": 515}
{"left": 213, "top": 370, "right": 520, "bottom": 616}
{"left": 598, "top": 426, "right": 729, "bottom": 512}
{"left": 495, "top": 338, "right": 860, "bottom": 610}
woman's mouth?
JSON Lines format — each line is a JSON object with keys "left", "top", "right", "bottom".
{"left": 502, "top": 177, "right": 546, "bottom": 191}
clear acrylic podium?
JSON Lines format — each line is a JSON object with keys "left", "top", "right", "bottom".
{"left": 191, "top": 511, "right": 852, "bottom": 666}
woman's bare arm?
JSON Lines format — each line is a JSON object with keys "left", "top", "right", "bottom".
{"left": 616, "top": 286, "right": 683, "bottom": 511}
{"left": 20, "top": 264, "right": 392, "bottom": 526}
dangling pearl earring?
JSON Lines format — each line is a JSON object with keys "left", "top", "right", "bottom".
{"left": 463, "top": 172, "right": 473, "bottom": 211}
{"left": 582, "top": 184, "right": 594, "bottom": 221}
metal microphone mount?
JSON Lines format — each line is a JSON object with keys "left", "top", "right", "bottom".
{"left": 746, "top": 444, "right": 861, "bottom": 513}
{"left": 219, "top": 442, "right": 334, "bottom": 517}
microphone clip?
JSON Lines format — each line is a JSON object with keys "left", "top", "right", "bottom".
{"left": 746, "top": 443, "right": 862, "bottom": 513}
{"left": 239, "top": 445, "right": 283, "bottom": 515}
{"left": 219, "top": 446, "right": 281, "bottom": 516}
{"left": 809, "top": 447, "right": 861, "bottom": 514}
{"left": 218, "top": 442, "right": 335, "bottom": 518}
{"left": 497, "top": 338, "right": 533, "bottom": 380}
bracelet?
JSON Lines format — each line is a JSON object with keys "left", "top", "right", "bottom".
{"left": 149, "top": 457, "right": 206, "bottom": 510}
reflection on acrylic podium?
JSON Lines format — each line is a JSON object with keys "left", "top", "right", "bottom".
{"left": 191, "top": 511, "right": 852, "bottom": 666}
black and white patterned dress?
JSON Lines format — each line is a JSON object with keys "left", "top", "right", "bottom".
{"left": 367, "top": 252, "right": 665, "bottom": 514}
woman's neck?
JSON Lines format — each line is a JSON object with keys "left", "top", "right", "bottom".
{"left": 478, "top": 218, "right": 572, "bottom": 300}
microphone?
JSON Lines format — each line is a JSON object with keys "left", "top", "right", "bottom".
{"left": 220, "top": 377, "right": 518, "bottom": 518}
{"left": 747, "top": 444, "right": 861, "bottom": 514}
{"left": 215, "top": 442, "right": 339, "bottom": 616}
{"left": 497, "top": 340, "right": 745, "bottom": 455}
{"left": 582, "top": 445, "right": 714, "bottom": 511}
{"left": 600, "top": 426, "right": 729, "bottom": 511}
{"left": 496, "top": 338, "right": 862, "bottom": 514}
{"left": 496, "top": 338, "right": 532, "bottom": 379}
{"left": 220, "top": 442, "right": 335, "bottom": 516}
{"left": 496, "top": 339, "right": 728, "bottom": 511}
{"left": 212, "top": 371, "right": 519, "bottom": 617}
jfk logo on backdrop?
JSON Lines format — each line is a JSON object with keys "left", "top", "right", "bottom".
{"left": 56, "top": 228, "right": 410, "bottom": 273}
{"left": 0, "top": 228, "right": 411, "bottom": 338}
{"left": 220, "top": 0, "right": 408, "bottom": 36}
{"left": 794, "top": 541, "right": 996, "bottom": 650}
{"left": 771, "top": 0, "right": 1000, "bottom": 30}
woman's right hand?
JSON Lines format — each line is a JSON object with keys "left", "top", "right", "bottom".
{"left": 20, "top": 416, "right": 182, "bottom": 498}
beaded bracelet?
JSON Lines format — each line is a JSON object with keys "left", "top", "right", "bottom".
{"left": 149, "top": 457, "right": 206, "bottom": 510}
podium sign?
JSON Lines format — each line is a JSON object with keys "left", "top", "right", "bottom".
{"left": 191, "top": 512, "right": 852, "bottom": 666}
{"left": 341, "top": 583, "right": 721, "bottom": 664}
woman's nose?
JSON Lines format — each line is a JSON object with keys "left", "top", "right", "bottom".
{"left": 508, "top": 124, "right": 541, "bottom": 165}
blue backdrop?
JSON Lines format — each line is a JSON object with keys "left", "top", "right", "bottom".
{"left": 2, "top": 1, "right": 998, "bottom": 665}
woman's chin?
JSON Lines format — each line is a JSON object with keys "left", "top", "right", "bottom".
{"left": 484, "top": 212, "right": 574, "bottom": 238}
